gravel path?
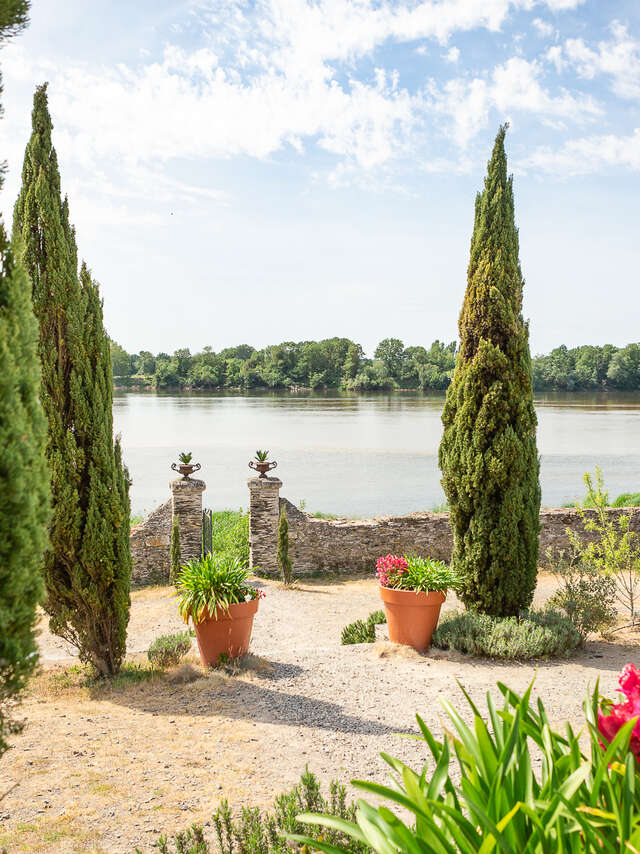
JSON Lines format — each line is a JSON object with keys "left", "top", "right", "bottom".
{"left": 1, "top": 576, "right": 637, "bottom": 854}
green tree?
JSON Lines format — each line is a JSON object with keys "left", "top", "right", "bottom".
{"left": 170, "top": 515, "right": 181, "bottom": 584}
{"left": 0, "top": 0, "right": 50, "bottom": 758}
{"left": 109, "top": 339, "right": 132, "bottom": 376}
{"left": 277, "top": 506, "right": 293, "bottom": 585}
{"left": 13, "top": 84, "right": 131, "bottom": 675}
{"left": 439, "top": 126, "right": 540, "bottom": 617}
{"left": 342, "top": 342, "right": 362, "bottom": 381}
{"left": 374, "top": 337, "right": 405, "bottom": 380}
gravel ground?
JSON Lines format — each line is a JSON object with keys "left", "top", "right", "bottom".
{"left": 0, "top": 575, "right": 637, "bottom": 854}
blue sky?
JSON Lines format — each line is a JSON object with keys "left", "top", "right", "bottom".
{"left": 0, "top": 0, "right": 638, "bottom": 357}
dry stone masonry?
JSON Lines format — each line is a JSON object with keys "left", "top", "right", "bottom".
{"left": 129, "top": 500, "right": 172, "bottom": 585}
{"left": 247, "top": 476, "right": 283, "bottom": 575}
{"left": 247, "top": 477, "right": 640, "bottom": 577}
{"left": 130, "top": 473, "right": 640, "bottom": 584}
{"left": 130, "top": 476, "right": 205, "bottom": 585}
{"left": 170, "top": 477, "right": 206, "bottom": 564}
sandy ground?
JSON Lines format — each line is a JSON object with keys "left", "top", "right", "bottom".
{"left": 0, "top": 575, "right": 638, "bottom": 854}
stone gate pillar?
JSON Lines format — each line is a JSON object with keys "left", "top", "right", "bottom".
{"left": 247, "top": 476, "right": 282, "bottom": 575}
{"left": 170, "top": 477, "right": 206, "bottom": 564}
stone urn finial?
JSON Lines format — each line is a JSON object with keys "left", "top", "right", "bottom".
{"left": 171, "top": 450, "right": 201, "bottom": 480}
{"left": 248, "top": 449, "right": 277, "bottom": 479}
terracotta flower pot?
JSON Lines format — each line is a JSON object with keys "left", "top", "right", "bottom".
{"left": 193, "top": 598, "right": 259, "bottom": 667}
{"left": 379, "top": 585, "right": 446, "bottom": 652}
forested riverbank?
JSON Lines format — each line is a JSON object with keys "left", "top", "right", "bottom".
{"left": 111, "top": 338, "right": 640, "bottom": 392}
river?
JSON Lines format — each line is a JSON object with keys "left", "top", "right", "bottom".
{"left": 113, "top": 390, "right": 640, "bottom": 517}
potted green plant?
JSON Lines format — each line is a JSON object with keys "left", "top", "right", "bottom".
{"left": 171, "top": 450, "right": 201, "bottom": 479}
{"left": 248, "top": 449, "right": 278, "bottom": 478}
{"left": 376, "top": 554, "right": 462, "bottom": 651}
{"left": 175, "top": 553, "right": 264, "bottom": 666}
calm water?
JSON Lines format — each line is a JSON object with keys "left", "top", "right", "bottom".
{"left": 113, "top": 390, "right": 640, "bottom": 517}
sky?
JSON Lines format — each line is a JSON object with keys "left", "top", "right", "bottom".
{"left": 0, "top": 0, "right": 638, "bottom": 358}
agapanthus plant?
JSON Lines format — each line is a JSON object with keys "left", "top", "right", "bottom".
{"left": 376, "top": 553, "right": 462, "bottom": 593}
{"left": 598, "top": 663, "right": 640, "bottom": 759}
{"left": 175, "top": 553, "right": 264, "bottom": 625}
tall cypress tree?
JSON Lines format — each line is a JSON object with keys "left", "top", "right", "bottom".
{"left": 0, "top": 0, "right": 50, "bottom": 756}
{"left": 439, "top": 126, "right": 540, "bottom": 617}
{"left": 13, "top": 84, "right": 131, "bottom": 675}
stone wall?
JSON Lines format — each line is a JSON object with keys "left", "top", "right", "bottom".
{"left": 171, "top": 477, "right": 206, "bottom": 565}
{"left": 130, "top": 500, "right": 172, "bottom": 585}
{"left": 248, "top": 476, "right": 282, "bottom": 575}
{"left": 130, "top": 476, "right": 205, "bottom": 586}
{"left": 269, "top": 498, "right": 640, "bottom": 577}
{"left": 130, "top": 478, "right": 640, "bottom": 584}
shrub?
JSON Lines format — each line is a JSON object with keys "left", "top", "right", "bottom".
{"left": 613, "top": 491, "right": 640, "bottom": 507}
{"left": 567, "top": 468, "right": 640, "bottom": 625}
{"left": 341, "top": 619, "right": 375, "bottom": 645}
{"left": 432, "top": 609, "right": 582, "bottom": 659}
{"left": 207, "top": 510, "right": 250, "bottom": 567}
{"left": 147, "top": 632, "right": 192, "bottom": 669}
{"left": 139, "top": 768, "right": 367, "bottom": 854}
{"left": 294, "top": 678, "right": 640, "bottom": 853}
{"left": 546, "top": 549, "right": 617, "bottom": 639}
{"left": 341, "top": 611, "right": 387, "bottom": 645}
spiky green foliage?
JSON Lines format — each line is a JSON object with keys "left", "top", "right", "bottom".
{"left": 0, "top": 0, "right": 49, "bottom": 759}
{"left": 0, "top": 1, "right": 29, "bottom": 40}
{"left": 277, "top": 506, "right": 293, "bottom": 586}
{"left": 12, "top": 84, "right": 131, "bottom": 675}
{"left": 439, "top": 125, "right": 540, "bottom": 617}
{"left": 170, "top": 514, "right": 181, "bottom": 584}
{"left": 0, "top": 227, "right": 50, "bottom": 755}
{"left": 293, "top": 682, "right": 640, "bottom": 854}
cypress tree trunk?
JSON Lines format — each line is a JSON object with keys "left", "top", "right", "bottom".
{"left": 439, "top": 126, "right": 540, "bottom": 617}
{"left": 0, "top": 0, "right": 50, "bottom": 757}
{"left": 12, "top": 84, "right": 131, "bottom": 675}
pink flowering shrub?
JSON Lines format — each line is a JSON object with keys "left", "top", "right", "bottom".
{"left": 375, "top": 554, "right": 409, "bottom": 587}
{"left": 598, "top": 663, "right": 640, "bottom": 759}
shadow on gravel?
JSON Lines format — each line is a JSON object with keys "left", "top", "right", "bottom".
{"left": 105, "top": 674, "right": 415, "bottom": 736}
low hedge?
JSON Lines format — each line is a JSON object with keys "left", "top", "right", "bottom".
{"left": 432, "top": 609, "right": 582, "bottom": 660}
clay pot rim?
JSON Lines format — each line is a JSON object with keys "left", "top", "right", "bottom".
{"left": 193, "top": 597, "right": 259, "bottom": 625}
{"left": 379, "top": 585, "right": 446, "bottom": 605}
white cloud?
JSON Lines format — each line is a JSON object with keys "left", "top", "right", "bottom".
{"left": 561, "top": 21, "right": 640, "bottom": 100}
{"left": 532, "top": 18, "right": 554, "bottom": 38}
{"left": 521, "top": 128, "right": 640, "bottom": 174}
{"left": 544, "top": 45, "right": 566, "bottom": 73}
{"left": 0, "top": 0, "right": 606, "bottom": 197}
{"left": 430, "top": 56, "right": 600, "bottom": 147}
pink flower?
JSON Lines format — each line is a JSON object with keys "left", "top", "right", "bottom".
{"left": 375, "top": 554, "right": 409, "bottom": 588}
{"left": 620, "top": 664, "right": 640, "bottom": 699}
{"left": 598, "top": 663, "right": 640, "bottom": 760}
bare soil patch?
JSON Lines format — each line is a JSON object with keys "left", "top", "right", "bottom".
{"left": 1, "top": 574, "right": 637, "bottom": 853}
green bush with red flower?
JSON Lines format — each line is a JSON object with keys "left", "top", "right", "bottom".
{"left": 375, "top": 553, "right": 463, "bottom": 593}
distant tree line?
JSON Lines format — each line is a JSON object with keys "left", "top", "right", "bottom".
{"left": 110, "top": 338, "right": 640, "bottom": 392}
{"left": 110, "top": 337, "right": 457, "bottom": 391}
